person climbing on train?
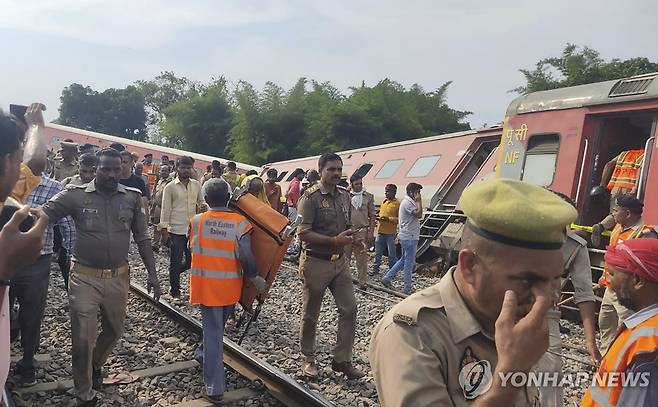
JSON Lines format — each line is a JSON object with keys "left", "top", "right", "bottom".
{"left": 580, "top": 238, "right": 658, "bottom": 407}
{"left": 381, "top": 182, "right": 423, "bottom": 294}
{"left": 188, "top": 178, "right": 267, "bottom": 404}
{"left": 590, "top": 148, "right": 645, "bottom": 247}
{"left": 346, "top": 173, "right": 375, "bottom": 289}
{"left": 598, "top": 195, "right": 657, "bottom": 354}
{"left": 371, "top": 184, "right": 400, "bottom": 278}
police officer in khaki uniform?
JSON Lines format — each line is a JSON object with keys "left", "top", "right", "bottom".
{"left": 297, "top": 153, "right": 365, "bottom": 379}
{"left": 42, "top": 148, "right": 161, "bottom": 406}
{"left": 52, "top": 140, "right": 79, "bottom": 181}
{"left": 369, "top": 179, "right": 577, "bottom": 407}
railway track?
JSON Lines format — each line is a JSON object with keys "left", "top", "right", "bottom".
{"left": 129, "top": 282, "right": 333, "bottom": 407}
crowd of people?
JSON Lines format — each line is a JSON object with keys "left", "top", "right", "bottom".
{"left": 0, "top": 103, "right": 657, "bottom": 407}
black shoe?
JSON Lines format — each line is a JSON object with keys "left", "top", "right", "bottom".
{"left": 17, "top": 369, "right": 37, "bottom": 387}
{"left": 202, "top": 393, "right": 224, "bottom": 404}
{"left": 92, "top": 367, "right": 102, "bottom": 390}
{"left": 76, "top": 397, "right": 98, "bottom": 407}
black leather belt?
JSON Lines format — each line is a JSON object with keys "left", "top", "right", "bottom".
{"left": 305, "top": 251, "right": 343, "bottom": 261}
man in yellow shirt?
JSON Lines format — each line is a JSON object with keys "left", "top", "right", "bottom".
{"left": 372, "top": 184, "right": 400, "bottom": 276}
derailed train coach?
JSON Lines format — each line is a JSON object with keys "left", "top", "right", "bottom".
{"left": 41, "top": 122, "right": 260, "bottom": 175}
{"left": 495, "top": 72, "right": 658, "bottom": 285}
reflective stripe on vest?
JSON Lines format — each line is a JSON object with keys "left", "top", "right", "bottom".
{"left": 607, "top": 150, "right": 644, "bottom": 190}
{"left": 188, "top": 210, "right": 252, "bottom": 306}
{"left": 580, "top": 315, "right": 658, "bottom": 407}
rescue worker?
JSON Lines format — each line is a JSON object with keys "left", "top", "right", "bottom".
{"left": 345, "top": 173, "right": 375, "bottom": 289}
{"left": 62, "top": 153, "right": 98, "bottom": 187}
{"left": 371, "top": 184, "right": 399, "bottom": 277}
{"left": 223, "top": 161, "right": 240, "bottom": 191}
{"left": 297, "top": 153, "right": 364, "bottom": 379}
{"left": 580, "top": 238, "right": 658, "bottom": 407}
{"left": 150, "top": 165, "right": 170, "bottom": 253}
{"left": 533, "top": 192, "right": 600, "bottom": 407}
{"left": 142, "top": 153, "right": 158, "bottom": 191}
{"left": 52, "top": 140, "right": 79, "bottom": 182}
{"left": 188, "top": 179, "right": 267, "bottom": 403}
{"left": 41, "top": 148, "right": 162, "bottom": 406}
{"left": 369, "top": 178, "right": 577, "bottom": 407}
{"left": 591, "top": 148, "right": 645, "bottom": 247}
{"left": 598, "top": 195, "right": 657, "bottom": 353}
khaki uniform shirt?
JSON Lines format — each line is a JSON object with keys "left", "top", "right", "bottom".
{"left": 297, "top": 183, "right": 351, "bottom": 255}
{"left": 52, "top": 159, "right": 78, "bottom": 182}
{"left": 350, "top": 191, "right": 375, "bottom": 230}
{"left": 62, "top": 174, "right": 86, "bottom": 187}
{"left": 561, "top": 232, "right": 596, "bottom": 305}
{"left": 41, "top": 181, "right": 149, "bottom": 269}
{"left": 151, "top": 178, "right": 170, "bottom": 224}
{"left": 369, "top": 269, "right": 540, "bottom": 407}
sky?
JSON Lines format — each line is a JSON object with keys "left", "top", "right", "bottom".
{"left": 1, "top": 0, "right": 657, "bottom": 132}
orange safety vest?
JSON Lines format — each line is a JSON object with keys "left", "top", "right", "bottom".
{"left": 188, "top": 210, "right": 253, "bottom": 306}
{"left": 607, "top": 150, "right": 644, "bottom": 191}
{"left": 580, "top": 308, "right": 658, "bottom": 407}
{"left": 599, "top": 223, "right": 655, "bottom": 287}
{"left": 143, "top": 162, "right": 158, "bottom": 188}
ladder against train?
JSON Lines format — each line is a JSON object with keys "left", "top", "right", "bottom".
{"left": 416, "top": 137, "right": 499, "bottom": 261}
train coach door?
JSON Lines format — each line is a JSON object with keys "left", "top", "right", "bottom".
{"left": 579, "top": 113, "right": 656, "bottom": 226}
{"left": 638, "top": 120, "right": 657, "bottom": 223}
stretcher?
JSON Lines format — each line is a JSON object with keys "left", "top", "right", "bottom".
{"left": 228, "top": 189, "right": 299, "bottom": 342}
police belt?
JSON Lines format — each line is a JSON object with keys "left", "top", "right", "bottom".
{"left": 72, "top": 261, "right": 129, "bottom": 279}
{"left": 305, "top": 250, "right": 343, "bottom": 262}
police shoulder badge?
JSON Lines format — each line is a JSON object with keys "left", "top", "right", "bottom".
{"left": 458, "top": 346, "right": 492, "bottom": 400}
{"left": 321, "top": 199, "right": 330, "bottom": 208}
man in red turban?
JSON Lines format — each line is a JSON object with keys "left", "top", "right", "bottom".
{"left": 581, "top": 238, "right": 658, "bottom": 407}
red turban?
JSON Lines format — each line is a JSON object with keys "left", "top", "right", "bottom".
{"left": 605, "top": 238, "right": 658, "bottom": 283}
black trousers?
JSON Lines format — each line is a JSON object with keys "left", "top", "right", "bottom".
{"left": 9, "top": 255, "right": 51, "bottom": 373}
{"left": 52, "top": 225, "right": 71, "bottom": 288}
{"left": 169, "top": 233, "right": 190, "bottom": 297}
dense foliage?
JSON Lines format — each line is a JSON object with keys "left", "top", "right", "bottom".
{"left": 513, "top": 44, "right": 658, "bottom": 94}
{"left": 58, "top": 74, "right": 470, "bottom": 165}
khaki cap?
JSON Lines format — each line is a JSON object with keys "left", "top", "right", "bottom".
{"left": 459, "top": 178, "right": 577, "bottom": 250}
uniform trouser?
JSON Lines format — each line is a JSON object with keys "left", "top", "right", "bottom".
{"left": 345, "top": 230, "right": 368, "bottom": 284}
{"left": 372, "top": 234, "right": 397, "bottom": 274}
{"left": 198, "top": 305, "right": 233, "bottom": 396}
{"left": 383, "top": 240, "right": 418, "bottom": 292}
{"left": 69, "top": 268, "right": 130, "bottom": 401}
{"left": 300, "top": 254, "right": 357, "bottom": 363}
{"left": 169, "top": 234, "right": 190, "bottom": 297}
{"left": 152, "top": 224, "right": 162, "bottom": 251}
{"left": 534, "top": 309, "right": 563, "bottom": 407}
{"left": 52, "top": 225, "right": 70, "bottom": 288}
{"left": 599, "top": 288, "right": 633, "bottom": 354}
{"left": 9, "top": 255, "right": 51, "bottom": 374}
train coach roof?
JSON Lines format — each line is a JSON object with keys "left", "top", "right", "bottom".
{"left": 46, "top": 122, "right": 260, "bottom": 171}
{"left": 507, "top": 72, "right": 658, "bottom": 115}
{"left": 264, "top": 126, "right": 502, "bottom": 166}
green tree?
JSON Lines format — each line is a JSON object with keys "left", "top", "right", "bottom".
{"left": 160, "top": 78, "right": 233, "bottom": 157}
{"left": 514, "top": 44, "right": 658, "bottom": 94}
{"left": 58, "top": 83, "right": 147, "bottom": 140}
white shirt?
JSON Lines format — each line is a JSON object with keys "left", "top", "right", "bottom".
{"left": 159, "top": 177, "right": 204, "bottom": 235}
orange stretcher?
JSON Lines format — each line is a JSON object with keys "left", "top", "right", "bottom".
{"left": 228, "top": 189, "right": 297, "bottom": 341}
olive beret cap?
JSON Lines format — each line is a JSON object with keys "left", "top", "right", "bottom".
{"left": 459, "top": 179, "right": 577, "bottom": 250}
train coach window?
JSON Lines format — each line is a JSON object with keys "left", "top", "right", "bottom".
{"left": 406, "top": 155, "right": 441, "bottom": 178}
{"left": 375, "top": 159, "right": 404, "bottom": 179}
{"left": 277, "top": 171, "right": 288, "bottom": 182}
{"left": 353, "top": 163, "right": 373, "bottom": 179}
{"left": 521, "top": 134, "right": 560, "bottom": 187}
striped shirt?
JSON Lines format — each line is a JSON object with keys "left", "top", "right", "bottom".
{"left": 27, "top": 175, "right": 75, "bottom": 255}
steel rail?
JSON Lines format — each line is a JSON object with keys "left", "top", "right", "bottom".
{"left": 129, "top": 282, "right": 333, "bottom": 407}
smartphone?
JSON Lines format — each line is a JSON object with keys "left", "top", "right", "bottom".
{"left": 9, "top": 104, "right": 28, "bottom": 125}
{"left": 0, "top": 201, "right": 35, "bottom": 232}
